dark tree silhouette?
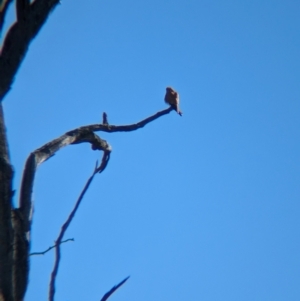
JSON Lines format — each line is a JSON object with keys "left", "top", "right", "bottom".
{"left": 0, "top": 1, "right": 178, "bottom": 300}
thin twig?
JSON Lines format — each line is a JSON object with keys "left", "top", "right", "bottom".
{"left": 30, "top": 238, "right": 74, "bottom": 256}
{"left": 100, "top": 276, "right": 130, "bottom": 301}
{"left": 48, "top": 156, "right": 108, "bottom": 301}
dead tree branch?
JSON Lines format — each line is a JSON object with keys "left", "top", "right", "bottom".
{"left": 48, "top": 157, "right": 109, "bottom": 301}
{"left": 19, "top": 106, "right": 172, "bottom": 234}
{"left": 11, "top": 106, "right": 173, "bottom": 301}
{"left": 80, "top": 107, "right": 174, "bottom": 133}
{"left": 0, "top": 0, "right": 60, "bottom": 101}
{"left": 19, "top": 130, "right": 111, "bottom": 232}
{"left": 0, "top": 0, "right": 178, "bottom": 299}
{"left": 100, "top": 276, "right": 130, "bottom": 301}
{"left": 30, "top": 238, "right": 74, "bottom": 256}
{"left": 14, "top": 128, "right": 110, "bottom": 301}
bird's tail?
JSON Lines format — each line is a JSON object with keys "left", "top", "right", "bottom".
{"left": 171, "top": 104, "right": 183, "bottom": 116}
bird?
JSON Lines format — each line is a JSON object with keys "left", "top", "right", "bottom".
{"left": 164, "top": 87, "right": 182, "bottom": 116}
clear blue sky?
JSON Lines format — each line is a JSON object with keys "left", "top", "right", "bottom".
{"left": 2, "top": 0, "right": 300, "bottom": 300}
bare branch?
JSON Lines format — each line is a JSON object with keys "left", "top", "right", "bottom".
{"left": 100, "top": 276, "right": 130, "bottom": 301}
{"left": 19, "top": 106, "right": 172, "bottom": 232}
{"left": 13, "top": 129, "right": 110, "bottom": 301}
{"left": 19, "top": 130, "right": 111, "bottom": 233}
{"left": 80, "top": 107, "right": 174, "bottom": 133}
{"left": 0, "top": 0, "right": 61, "bottom": 102}
{"left": 14, "top": 106, "right": 173, "bottom": 301}
{"left": 48, "top": 159, "right": 104, "bottom": 301}
{"left": 30, "top": 238, "right": 74, "bottom": 256}
{"left": 0, "top": 0, "right": 13, "bottom": 34}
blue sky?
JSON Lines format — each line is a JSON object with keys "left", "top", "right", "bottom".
{"left": 2, "top": 0, "right": 300, "bottom": 300}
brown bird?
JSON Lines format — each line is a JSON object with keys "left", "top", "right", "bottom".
{"left": 164, "top": 87, "right": 182, "bottom": 116}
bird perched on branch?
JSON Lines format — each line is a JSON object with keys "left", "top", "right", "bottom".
{"left": 164, "top": 87, "right": 182, "bottom": 116}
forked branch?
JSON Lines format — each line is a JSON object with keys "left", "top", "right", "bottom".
{"left": 19, "top": 107, "right": 173, "bottom": 234}
{"left": 0, "top": 0, "right": 61, "bottom": 101}
{"left": 16, "top": 106, "right": 174, "bottom": 301}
